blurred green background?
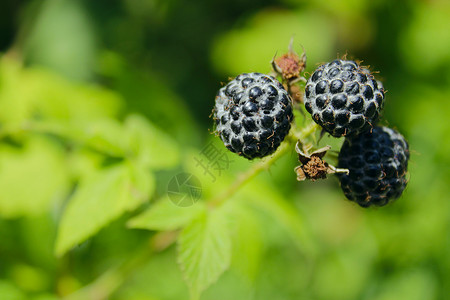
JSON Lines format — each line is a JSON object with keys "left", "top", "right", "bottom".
{"left": 0, "top": 0, "right": 449, "bottom": 299}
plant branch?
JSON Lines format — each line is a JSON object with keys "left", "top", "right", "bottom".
{"left": 209, "top": 121, "right": 319, "bottom": 207}
{"left": 60, "top": 121, "right": 319, "bottom": 300}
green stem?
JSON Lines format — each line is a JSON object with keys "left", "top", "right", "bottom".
{"left": 60, "top": 121, "right": 319, "bottom": 300}
{"left": 209, "top": 121, "right": 319, "bottom": 207}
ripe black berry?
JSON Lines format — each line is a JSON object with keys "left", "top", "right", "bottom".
{"left": 337, "top": 126, "right": 409, "bottom": 207}
{"left": 304, "top": 60, "right": 385, "bottom": 137}
{"left": 214, "top": 73, "right": 294, "bottom": 159}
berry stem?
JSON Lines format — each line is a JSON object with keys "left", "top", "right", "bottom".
{"left": 209, "top": 121, "right": 319, "bottom": 207}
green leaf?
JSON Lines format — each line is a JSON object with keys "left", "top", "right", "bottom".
{"left": 62, "top": 115, "right": 180, "bottom": 165}
{"left": 0, "top": 280, "right": 26, "bottom": 300}
{"left": 27, "top": 70, "right": 122, "bottom": 122}
{"left": 241, "top": 180, "right": 316, "bottom": 256}
{"left": 0, "top": 137, "right": 69, "bottom": 218}
{"left": 9, "top": 264, "right": 50, "bottom": 293}
{"left": 55, "top": 162, "right": 154, "bottom": 256}
{"left": 67, "top": 119, "right": 127, "bottom": 157}
{"left": 0, "top": 55, "right": 121, "bottom": 129}
{"left": 177, "top": 207, "right": 232, "bottom": 299}
{"left": 0, "top": 58, "right": 36, "bottom": 125}
{"left": 229, "top": 203, "right": 263, "bottom": 282}
{"left": 128, "top": 197, "right": 206, "bottom": 231}
{"left": 125, "top": 114, "right": 180, "bottom": 170}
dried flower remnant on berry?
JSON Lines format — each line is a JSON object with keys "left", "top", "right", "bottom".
{"left": 294, "top": 142, "right": 348, "bottom": 181}
{"left": 300, "top": 156, "right": 329, "bottom": 180}
{"left": 274, "top": 52, "right": 304, "bottom": 81}
{"left": 272, "top": 39, "right": 307, "bottom": 84}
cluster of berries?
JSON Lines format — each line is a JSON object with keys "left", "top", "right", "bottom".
{"left": 212, "top": 47, "right": 409, "bottom": 208}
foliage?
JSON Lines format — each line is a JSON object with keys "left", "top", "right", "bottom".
{"left": 0, "top": 0, "right": 449, "bottom": 300}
